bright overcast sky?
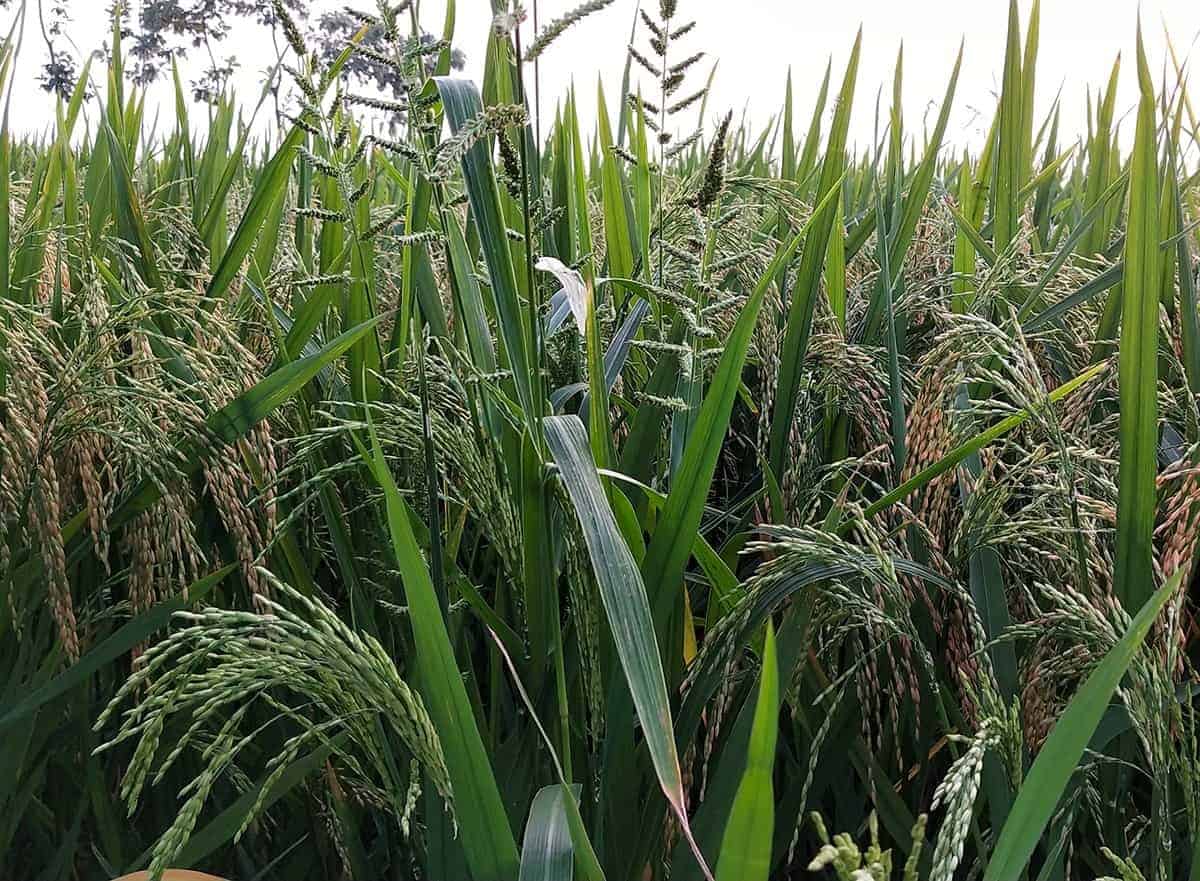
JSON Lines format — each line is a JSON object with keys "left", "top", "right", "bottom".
{"left": 4, "top": 1, "right": 1200, "bottom": 152}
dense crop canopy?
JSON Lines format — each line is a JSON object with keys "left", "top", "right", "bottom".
{"left": 1, "top": 2, "right": 1199, "bottom": 880}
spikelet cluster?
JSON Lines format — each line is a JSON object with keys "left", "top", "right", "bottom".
{"left": 523, "top": 0, "right": 616, "bottom": 62}
{"left": 95, "top": 573, "right": 453, "bottom": 874}
{"left": 0, "top": 326, "right": 78, "bottom": 660}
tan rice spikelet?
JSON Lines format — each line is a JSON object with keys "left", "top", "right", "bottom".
{"left": 159, "top": 482, "right": 205, "bottom": 597}
{"left": 1155, "top": 450, "right": 1200, "bottom": 660}
{"left": 123, "top": 330, "right": 168, "bottom": 615}
{"left": 849, "top": 516, "right": 931, "bottom": 773}
{"left": 252, "top": 421, "right": 279, "bottom": 538}
{"left": 1, "top": 333, "right": 79, "bottom": 660}
{"left": 754, "top": 283, "right": 783, "bottom": 492}
{"left": 904, "top": 202, "right": 956, "bottom": 290}
{"left": 807, "top": 332, "right": 892, "bottom": 456}
{"left": 885, "top": 502, "right": 948, "bottom": 638}
{"left": 698, "top": 667, "right": 736, "bottom": 799}
{"left": 1021, "top": 642, "right": 1093, "bottom": 752}
{"left": 202, "top": 444, "right": 269, "bottom": 610}
{"left": 70, "top": 428, "right": 113, "bottom": 569}
{"left": 857, "top": 631, "right": 886, "bottom": 765}
{"left": 71, "top": 281, "right": 119, "bottom": 568}
{"left": 863, "top": 581, "right": 907, "bottom": 769}
{"left": 946, "top": 601, "right": 981, "bottom": 725}
{"left": 886, "top": 637, "right": 910, "bottom": 767}
{"left": 1170, "top": 309, "right": 1187, "bottom": 370}
{"left": 124, "top": 328, "right": 204, "bottom": 597}
{"left": 178, "top": 304, "right": 276, "bottom": 610}
{"left": 1020, "top": 643, "right": 1052, "bottom": 750}
{"left": 1157, "top": 451, "right": 1200, "bottom": 584}
{"left": 36, "top": 468, "right": 77, "bottom": 661}
{"left": 1059, "top": 359, "right": 1114, "bottom": 436}
{"left": 35, "top": 236, "right": 70, "bottom": 306}
{"left": 125, "top": 508, "right": 157, "bottom": 615}
{"left": 118, "top": 325, "right": 207, "bottom": 611}
{"left": 126, "top": 486, "right": 204, "bottom": 623}
{"left": 779, "top": 417, "right": 809, "bottom": 519}
{"left": 902, "top": 361, "right": 957, "bottom": 550}
{"left": 0, "top": 405, "right": 24, "bottom": 552}
{"left": 563, "top": 524, "right": 604, "bottom": 742}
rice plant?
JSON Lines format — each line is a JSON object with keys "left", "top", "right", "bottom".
{"left": 1, "top": 0, "right": 1199, "bottom": 879}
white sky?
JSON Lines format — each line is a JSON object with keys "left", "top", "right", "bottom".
{"left": 4, "top": 1, "right": 1200, "bottom": 153}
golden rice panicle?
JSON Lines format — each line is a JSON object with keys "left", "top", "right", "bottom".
{"left": 124, "top": 508, "right": 157, "bottom": 616}
{"left": 70, "top": 427, "right": 113, "bottom": 569}
{"left": 1, "top": 331, "right": 78, "bottom": 660}
{"left": 902, "top": 359, "right": 958, "bottom": 548}
{"left": 252, "top": 419, "right": 279, "bottom": 539}
{"left": 70, "top": 281, "right": 120, "bottom": 569}
{"left": 1157, "top": 447, "right": 1200, "bottom": 584}
{"left": 35, "top": 237, "right": 70, "bottom": 307}
{"left": 202, "top": 445, "right": 270, "bottom": 610}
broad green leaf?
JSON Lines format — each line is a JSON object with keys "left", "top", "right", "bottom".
{"left": 520, "top": 785, "right": 581, "bottom": 881}
{"left": 1112, "top": 24, "right": 1161, "bottom": 612}
{"left": 436, "top": 76, "right": 540, "bottom": 425}
{"left": 216, "top": 115, "right": 307, "bottom": 299}
{"left": 197, "top": 69, "right": 280, "bottom": 257}
{"left": 826, "top": 191, "right": 846, "bottom": 330}
{"left": 1081, "top": 56, "right": 1122, "bottom": 258}
{"left": 490, "top": 625, "right": 605, "bottom": 881}
{"left": 993, "top": 0, "right": 1023, "bottom": 257}
{"left": 10, "top": 55, "right": 92, "bottom": 302}
{"left": 796, "top": 60, "right": 831, "bottom": 192}
{"left": 596, "top": 80, "right": 635, "bottom": 286}
{"left": 206, "top": 30, "right": 363, "bottom": 302}
{"left": 1174, "top": 160, "right": 1200, "bottom": 395}
{"left": 102, "top": 118, "right": 162, "bottom": 291}
{"left": 781, "top": 70, "right": 796, "bottom": 182}
{"left": 714, "top": 622, "right": 780, "bottom": 881}
{"left": 1019, "top": 0, "right": 1041, "bottom": 188}
{"left": 0, "top": 55, "right": 11, "bottom": 305}
{"left": 888, "top": 44, "right": 961, "bottom": 283}
{"left": 544, "top": 415, "right": 713, "bottom": 881}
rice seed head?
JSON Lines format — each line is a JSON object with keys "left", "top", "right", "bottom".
{"left": 929, "top": 721, "right": 997, "bottom": 881}
{"left": 272, "top": 0, "right": 308, "bottom": 58}
{"left": 524, "top": 0, "right": 616, "bottom": 62}
{"left": 628, "top": 45, "right": 662, "bottom": 77}
{"left": 431, "top": 103, "right": 527, "bottom": 181}
{"left": 1, "top": 330, "right": 79, "bottom": 660}
{"left": 691, "top": 111, "right": 731, "bottom": 212}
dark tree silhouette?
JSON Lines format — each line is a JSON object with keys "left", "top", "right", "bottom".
{"left": 309, "top": 8, "right": 466, "bottom": 95}
{"left": 124, "top": 1, "right": 305, "bottom": 100}
{"left": 24, "top": 1, "right": 465, "bottom": 107}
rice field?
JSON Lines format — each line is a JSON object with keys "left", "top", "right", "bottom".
{"left": 1, "top": 0, "right": 1199, "bottom": 878}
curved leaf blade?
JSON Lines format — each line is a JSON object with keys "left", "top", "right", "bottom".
{"left": 544, "top": 414, "right": 713, "bottom": 881}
